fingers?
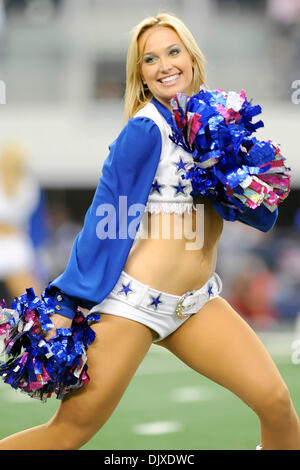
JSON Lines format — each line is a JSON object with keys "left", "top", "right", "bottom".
{"left": 43, "top": 328, "right": 57, "bottom": 342}
{"left": 40, "top": 314, "right": 72, "bottom": 341}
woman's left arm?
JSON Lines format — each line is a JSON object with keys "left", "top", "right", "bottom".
{"left": 209, "top": 195, "right": 279, "bottom": 233}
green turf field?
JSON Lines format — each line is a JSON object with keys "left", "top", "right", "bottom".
{"left": 0, "top": 329, "right": 300, "bottom": 450}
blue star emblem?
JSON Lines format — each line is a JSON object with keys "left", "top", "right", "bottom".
{"left": 173, "top": 156, "right": 188, "bottom": 174}
{"left": 117, "top": 282, "right": 135, "bottom": 297}
{"left": 207, "top": 284, "right": 213, "bottom": 298}
{"left": 151, "top": 178, "right": 166, "bottom": 195}
{"left": 171, "top": 179, "right": 188, "bottom": 196}
{"left": 148, "top": 293, "right": 163, "bottom": 310}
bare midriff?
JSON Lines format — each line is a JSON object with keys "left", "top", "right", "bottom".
{"left": 123, "top": 197, "right": 224, "bottom": 295}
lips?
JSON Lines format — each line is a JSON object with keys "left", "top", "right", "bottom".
{"left": 158, "top": 73, "right": 181, "bottom": 84}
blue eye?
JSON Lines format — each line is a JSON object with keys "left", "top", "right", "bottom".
{"left": 143, "top": 56, "right": 155, "bottom": 64}
{"left": 169, "top": 47, "right": 181, "bottom": 55}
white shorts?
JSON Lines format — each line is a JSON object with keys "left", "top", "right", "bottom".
{"left": 90, "top": 270, "right": 223, "bottom": 342}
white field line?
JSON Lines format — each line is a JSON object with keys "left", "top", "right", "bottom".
{"left": 132, "top": 421, "right": 182, "bottom": 435}
{"left": 171, "top": 386, "right": 216, "bottom": 402}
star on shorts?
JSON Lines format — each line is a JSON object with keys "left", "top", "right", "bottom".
{"left": 148, "top": 293, "right": 163, "bottom": 310}
{"left": 117, "top": 282, "right": 135, "bottom": 297}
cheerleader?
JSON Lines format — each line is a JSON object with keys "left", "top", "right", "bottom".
{"left": 0, "top": 13, "right": 298, "bottom": 450}
{"left": 0, "top": 143, "right": 42, "bottom": 297}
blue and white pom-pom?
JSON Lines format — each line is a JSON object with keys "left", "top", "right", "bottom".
{"left": 169, "top": 88, "right": 291, "bottom": 215}
{"left": 0, "top": 289, "right": 100, "bottom": 402}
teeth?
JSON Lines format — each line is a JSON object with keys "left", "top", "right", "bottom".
{"left": 160, "top": 74, "right": 180, "bottom": 83}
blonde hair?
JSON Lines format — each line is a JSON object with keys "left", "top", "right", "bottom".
{"left": 124, "top": 13, "right": 207, "bottom": 122}
{"left": 0, "top": 142, "right": 27, "bottom": 197}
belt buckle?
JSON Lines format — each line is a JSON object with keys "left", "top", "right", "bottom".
{"left": 175, "top": 290, "right": 196, "bottom": 319}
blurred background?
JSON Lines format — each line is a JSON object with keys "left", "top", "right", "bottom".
{"left": 0, "top": 0, "right": 300, "bottom": 450}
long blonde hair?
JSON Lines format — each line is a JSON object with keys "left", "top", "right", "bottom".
{"left": 124, "top": 13, "right": 206, "bottom": 122}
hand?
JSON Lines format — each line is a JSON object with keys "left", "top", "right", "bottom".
{"left": 43, "top": 313, "right": 73, "bottom": 341}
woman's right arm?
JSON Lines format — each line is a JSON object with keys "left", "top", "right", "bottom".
{"left": 44, "top": 116, "right": 162, "bottom": 337}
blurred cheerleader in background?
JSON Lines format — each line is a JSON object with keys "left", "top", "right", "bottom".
{"left": 0, "top": 142, "right": 43, "bottom": 297}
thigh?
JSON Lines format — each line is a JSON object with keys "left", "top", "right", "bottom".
{"left": 49, "top": 313, "right": 155, "bottom": 441}
{"left": 156, "top": 296, "right": 287, "bottom": 412}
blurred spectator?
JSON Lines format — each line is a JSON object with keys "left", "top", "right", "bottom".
{"left": 40, "top": 201, "right": 81, "bottom": 280}
{"left": 0, "top": 142, "right": 47, "bottom": 300}
{"left": 228, "top": 256, "right": 279, "bottom": 329}
{"left": 273, "top": 223, "right": 300, "bottom": 322}
{"left": 266, "top": 0, "right": 300, "bottom": 99}
{"left": 294, "top": 208, "right": 300, "bottom": 231}
{"left": 217, "top": 217, "right": 300, "bottom": 328}
{"left": 216, "top": 219, "right": 268, "bottom": 297}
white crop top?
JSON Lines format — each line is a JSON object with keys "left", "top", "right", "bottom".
{"left": 134, "top": 101, "right": 195, "bottom": 215}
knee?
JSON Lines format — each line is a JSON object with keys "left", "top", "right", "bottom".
{"left": 253, "top": 383, "right": 293, "bottom": 423}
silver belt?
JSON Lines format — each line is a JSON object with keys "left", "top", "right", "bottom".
{"left": 109, "top": 271, "right": 222, "bottom": 319}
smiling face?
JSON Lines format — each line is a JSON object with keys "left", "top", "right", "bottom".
{"left": 138, "top": 26, "right": 194, "bottom": 110}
